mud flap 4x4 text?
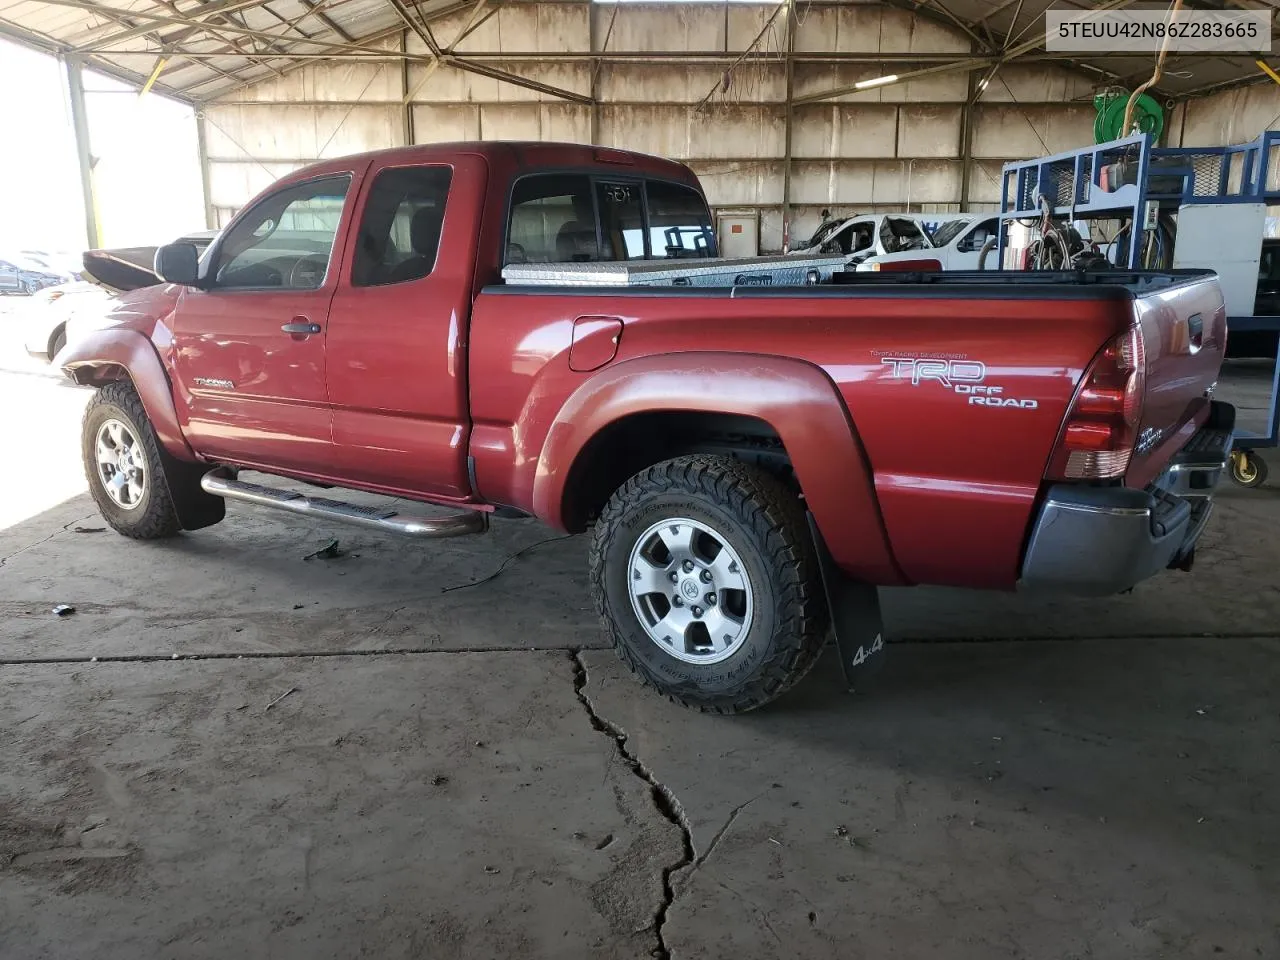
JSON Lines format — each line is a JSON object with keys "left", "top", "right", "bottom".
{"left": 807, "top": 514, "right": 887, "bottom": 691}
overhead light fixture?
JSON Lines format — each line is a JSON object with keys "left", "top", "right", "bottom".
{"left": 854, "top": 74, "right": 899, "bottom": 90}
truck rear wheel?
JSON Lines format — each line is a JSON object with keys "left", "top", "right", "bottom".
{"left": 82, "top": 381, "right": 187, "bottom": 539}
{"left": 590, "top": 455, "right": 828, "bottom": 713}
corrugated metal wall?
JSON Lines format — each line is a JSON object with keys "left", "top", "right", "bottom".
{"left": 1172, "top": 85, "right": 1280, "bottom": 149}
{"left": 204, "top": 0, "right": 1099, "bottom": 251}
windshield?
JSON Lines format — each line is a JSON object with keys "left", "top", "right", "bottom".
{"left": 929, "top": 218, "right": 974, "bottom": 247}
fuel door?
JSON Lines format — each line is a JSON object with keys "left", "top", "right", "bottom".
{"left": 569, "top": 316, "right": 623, "bottom": 372}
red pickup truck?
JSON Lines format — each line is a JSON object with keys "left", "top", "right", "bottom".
{"left": 61, "top": 141, "right": 1234, "bottom": 712}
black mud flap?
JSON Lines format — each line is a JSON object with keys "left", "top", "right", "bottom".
{"left": 807, "top": 514, "right": 886, "bottom": 692}
{"left": 158, "top": 449, "right": 226, "bottom": 531}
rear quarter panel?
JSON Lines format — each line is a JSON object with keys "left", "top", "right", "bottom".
{"left": 469, "top": 286, "right": 1128, "bottom": 589}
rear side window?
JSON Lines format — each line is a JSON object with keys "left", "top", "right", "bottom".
{"left": 508, "top": 174, "right": 597, "bottom": 264}
{"left": 352, "top": 166, "right": 452, "bottom": 287}
{"left": 505, "top": 173, "right": 717, "bottom": 264}
{"left": 646, "top": 181, "right": 715, "bottom": 258}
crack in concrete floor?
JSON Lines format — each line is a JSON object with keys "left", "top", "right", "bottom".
{"left": 571, "top": 650, "right": 694, "bottom": 960}
{"left": 0, "top": 512, "right": 97, "bottom": 570}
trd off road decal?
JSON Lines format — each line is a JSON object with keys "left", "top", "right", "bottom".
{"left": 878, "top": 355, "right": 1038, "bottom": 410}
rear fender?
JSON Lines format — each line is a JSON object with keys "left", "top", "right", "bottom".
{"left": 61, "top": 328, "right": 197, "bottom": 463}
{"left": 535, "top": 352, "right": 905, "bottom": 585}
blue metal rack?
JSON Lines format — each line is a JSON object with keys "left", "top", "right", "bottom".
{"left": 998, "top": 131, "right": 1280, "bottom": 464}
{"left": 998, "top": 131, "right": 1280, "bottom": 265}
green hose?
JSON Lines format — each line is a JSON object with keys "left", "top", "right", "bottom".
{"left": 1094, "top": 90, "right": 1163, "bottom": 142}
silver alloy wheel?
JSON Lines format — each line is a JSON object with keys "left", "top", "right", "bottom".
{"left": 626, "top": 517, "right": 754, "bottom": 664}
{"left": 95, "top": 418, "right": 146, "bottom": 510}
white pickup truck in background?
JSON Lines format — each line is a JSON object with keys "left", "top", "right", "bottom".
{"left": 787, "top": 212, "right": 934, "bottom": 263}
{"left": 855, "top": 214, "right": 1001, "bottom": 271}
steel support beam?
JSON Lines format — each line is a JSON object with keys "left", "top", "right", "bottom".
{"left": 195, "top": 108, "right": 216, "bottom": 229}
{"left": 908, "top": 0, "right": 991, "bottom": 51}
{"left": 76, "top": 0, "right": 276, "bottom": 48}
{"left": 147, "top": 0, "right": 274, "bottom": 84}
{"left": 588, "top": 0, "right": 600, "bottom": 144}
{"left": 0, "top": 17, "right": 200, "bottom": 101}
{"left": 385, "top": 0, "right": 443, "bottom": 55}
{"left": 958, "top": 69, "right": 977, "bottom": 210}
{"left": 201, "top": 0, "right": 495, "bottom": 99}
{"left": 449, "top": 56, "right": 592, "bottom": 103}
{"left": 57, "top": 1, "right": 400, "bottom": 56}
{"left": 794, "top": 0, "right": 1146, "bottom": 105}
{"left": 781, "top": 0, "right": 796, "bottom": 251}
{"left": 793, "top": 57, "right": 997, "bottom": 105}
{"left": 970, "top": 0, "right": 1023, "bottom": 29}
{"left": 297, "top": 0, "right": 354, "bottom": 42}
{"left": 59, "top": 0, "right": 589, "bottom": 103}
{"left": 401, "top": 29, "right": 414, "bottom": 145}
{"left": 64, "top": 56, "right": 101, "bottom": 250}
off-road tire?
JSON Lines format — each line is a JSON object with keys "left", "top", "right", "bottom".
{"left": 590, "top": 455, "right": 829, "bottom": 713}
{"left": 82, "top": 381, "right": 185, "bottom": 539}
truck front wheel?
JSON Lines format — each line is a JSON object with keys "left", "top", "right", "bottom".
{"left": 590, "top": 455, "right": 828, "bottom": 713}
{"left": 82, "top": 381, "right": 186, "bottom": 539}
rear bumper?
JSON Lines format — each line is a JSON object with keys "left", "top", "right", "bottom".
{"left": 1019, "top": 401, "right": 1234, "bottom": 595}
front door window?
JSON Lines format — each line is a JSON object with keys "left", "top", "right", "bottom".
{"left": 213, "top": 176, "right": 350, "bottom": 290}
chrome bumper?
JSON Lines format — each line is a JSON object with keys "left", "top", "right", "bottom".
{"left": 1020, "top": 401, "right": 1234, "bottom": 595}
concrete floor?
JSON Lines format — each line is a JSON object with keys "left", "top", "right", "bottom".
{"left": 1, "top": 310, "right": 1278, "bottom": 959}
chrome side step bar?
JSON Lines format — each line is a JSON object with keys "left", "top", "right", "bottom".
{"left": 200, "top": 468, "right": 488, "bottom": 538}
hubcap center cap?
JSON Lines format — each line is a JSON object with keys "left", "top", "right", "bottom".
{"left": 679, "top": 578, "right": 701, "bottom": 601}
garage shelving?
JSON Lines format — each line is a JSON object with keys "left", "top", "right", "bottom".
{"left": 998, "top": 131, "right": 1280, "bottom": 265}
{"left": 997, "top": 130, "right": 1280, "bottom": 469}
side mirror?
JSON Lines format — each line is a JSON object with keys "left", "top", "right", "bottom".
{"left": 154, "top": 242, "right": 200, "bottom": 286}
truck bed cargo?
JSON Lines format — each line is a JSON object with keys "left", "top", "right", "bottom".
{"left": 500, "top": 254, "right": 850, "bottom": 287}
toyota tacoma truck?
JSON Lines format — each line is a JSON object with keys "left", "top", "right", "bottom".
{"left": 60, "top": 141, "right": 1234, "bottom": 713}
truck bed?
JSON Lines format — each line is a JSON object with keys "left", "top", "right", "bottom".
{"left": 476, "top": 265, "right": 1225, "bottom": 587}
{"left": 497, "top": 265, "right": 1218, "bottom": 299}
{"left": 825, "top": 268, "right": 1216, "bottom": 294}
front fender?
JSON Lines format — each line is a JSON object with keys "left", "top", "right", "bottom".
{"left": 61, "top": 328, "right": 198, "bottom": 462}
{"left": 533, "top": 352, "right": 905, "bottom": 585}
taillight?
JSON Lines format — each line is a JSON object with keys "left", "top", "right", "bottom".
{"left": 1047, "top": 323, "right": 1146, "bottom": 480}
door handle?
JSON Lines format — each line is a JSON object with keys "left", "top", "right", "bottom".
{"left": 281, "top": 320, "right": 322, "bottom": 335}
{"left": 1187, "top": 313, "right": 1203, "bottom": 354}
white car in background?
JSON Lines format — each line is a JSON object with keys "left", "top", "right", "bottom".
{"left": 22, "top": 281, "right": 112, "bottom": 362}
{"left": 855, "top": 214, "right": 1001, "bottom": 272}
{"left": 23, "top": 230, "right": 217, "bottom": 363}
{"left": 788, "top": 212, "right": 934, "bottom": 263}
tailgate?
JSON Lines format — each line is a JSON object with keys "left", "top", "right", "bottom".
{"left": 1126, "top": 272, "right": 1227, "bottom": 488}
